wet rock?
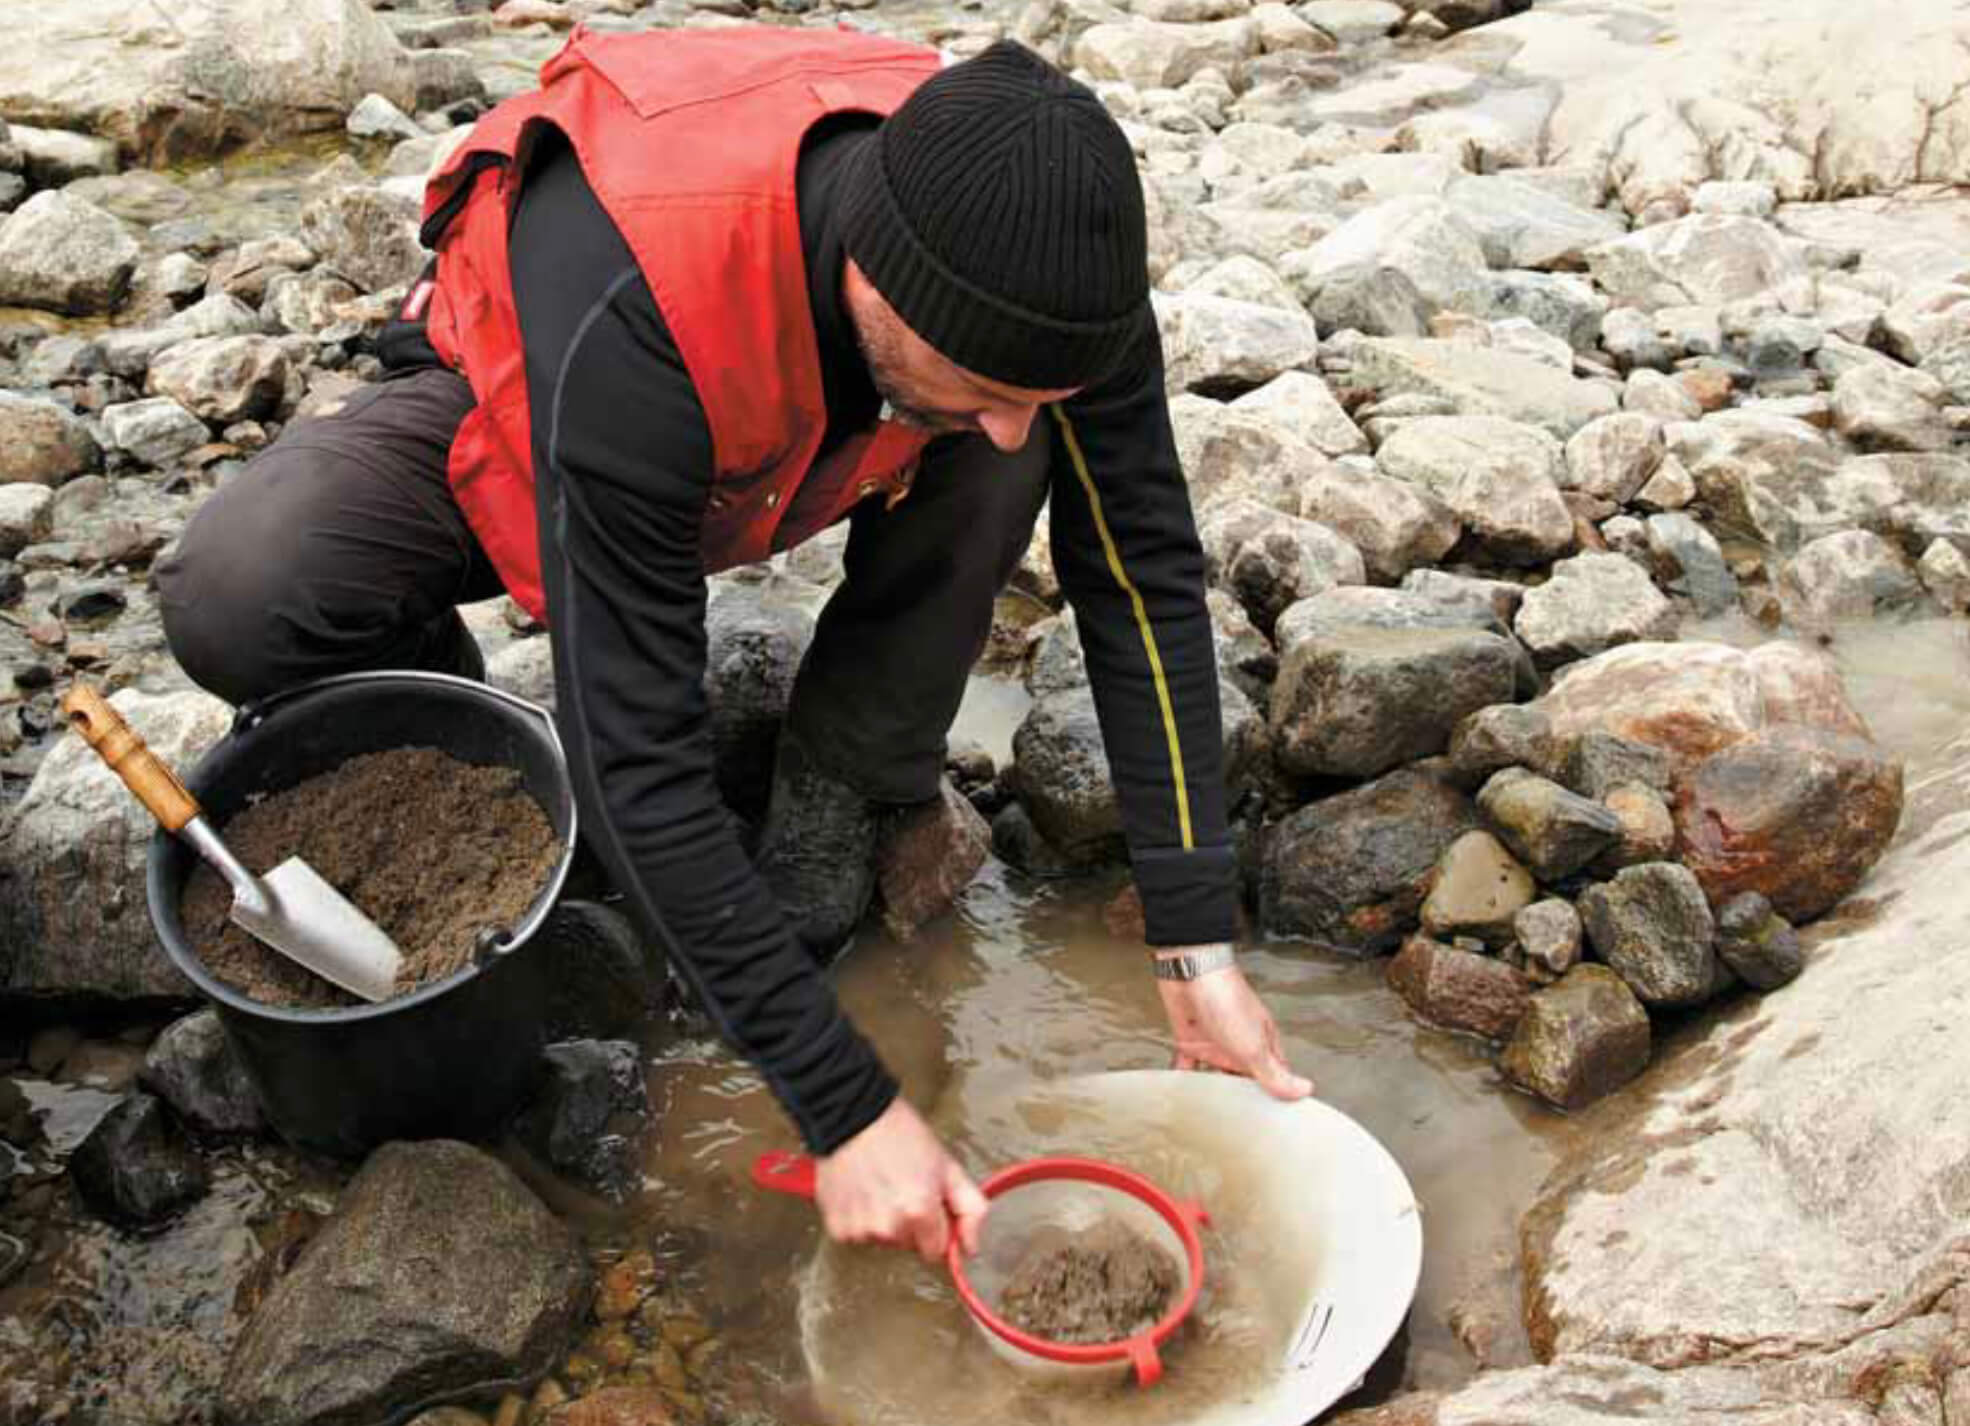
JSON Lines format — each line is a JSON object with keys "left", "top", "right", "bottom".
{"left": 702, "top": 587, "right": 813, "bottom": 823}
{"left": 69, "top": 1092, "right": 210, "bottom": 1228}
{"left": 1478, "top": 767, "right": 1623, "bottom": 882}
{"left": 0, "top": 390, "right": 100, "bottom": 486}
{"left": 1831, "top": 361, "right": 1952, "bottom": 453}
{"left": 546, "top": 1387, "right": 674, "bottom": 1426}
{"left": 1075, "top": 16, "right": 1258, "bottom": 90}
{"left": 0, "top": 484, "right": 53, "bottom": 558}
{"left": 1780, "top": 529, "right": 1925, "bottom": 627}
{"left": 1596, "top": 782, "right": 1677, "bottom": 873}
{"left": 1448, "top": 175, "right": 1626, "bottom": 271}
{"left": 875, "top": 780, "right": 990, "bottom": 939}
{"left": 348, "top": 92, "right": 423, "bottom": 142}
{"left": 1450, "top": 703, "right": 1560, "bottom": 781}
{"left": 1375, "top": 415, "right": 1574, "bottom": 566}
{"left": 220, "top": 1139, "right": 591, "bottom": 1426}
{"left": 1644, "top": 511, "right": 1738, "bottom": 617}
{"left": 1337, "top": 335, "right": 1618, "bottom": 438}
{"left": 1306, "top": 264, "right": 1433, "bottom": 339}
{"left": 1199, "top": 497, "right": 1365, "bottom": 631}
{"left": 1259, "top": 767, "right": 1477, "bottom": 955}
{"left": 989, "top": 801, "right": 1080, "bottom": 877}
{"left": 1563, "top": 413, "right": 1663, "bottom": 505}
{"left": 1388, "top": 933, "right": 1530, "bottom": 1041}
{"left": 1917, "top": 537, "right": 1970, "bottom": 612}
{"left": 101, "top": 396, "right": 210, "bottom": 467}
{"left": 1500, "top": 964, "right": 1650, "bottom": 1111}
{"left": 99, "top": 293, "right": 265, "bottom": 380}
{"left": 1587, "top": 217, "right": 1807, "bottom": 310}
{"left": 1419, "top": 830, "right": 1535, "bottom": 946}
{"left": 1228, "top": 370, "right": 1367, "bottom": 458}
{"left": 528, "top": 900, "right": 670, "bottom": 1043}
{"left": 1514, "top": 553, "right": 1677, "bottom": 669}
{"left": 1294, "top": 461, "right": 1460, "bottom": 583}
{"left": 0, "top": 191, "right": 139, "bottom": 316}
{"left": 1713, "top": 891, "right": 1803, "bottom": 991}
{"left": 1578, "top": 862, "right": 1719, "bottom": 1008}
{"left": 1156, "top": 290, "right": 1321, "bottom": 395}
{"left": 140, "top": 1009, "right": 266, "bottom": 1137}
{"left": 146, "top": 334, "right": 290, "bottom": 425}
{"left": 1286, "top": 197, "right": 1492, "bottom": 320}
{"left": 516, "top": 1040, "right": 649, "bottom": 1205}
{"left": 1560, "top": 731, "right": 1671, "bottom": 800}
{"left": 0, "top": 687, "right": 227, "bottom": 999}
{"left": 298, "top": 183, "right": 426, "bottom": 294}
{"left": 1513, "top": 898, "right": 1582, "bottom": 981}
{"left": 1675, "top": 726, "right": 1903, "bottom": 924}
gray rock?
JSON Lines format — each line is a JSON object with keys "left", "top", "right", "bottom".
{"left": 210, "top": 236, "right": 320, "bottom": 305}
{"left": 1478, "top": 766, "right": 1623, "bottom": 881}
{"left": 99, "top": 293, "right": 265, "bottom": 381}
{"left": 1400, "top": 567, "right": 1527, "bottom": 625}
{"left": 1586, "top": 216, "right": 1808, "bottom": 310}
{"left": 1419, "top": 829, "right": 1535, "bottom": 946}
{"left": 1830, "top": 361, "right": 1953, "bottom": 453}
{"left": 1714, "top": 891, "right": 1804, "bottom": 991}
{"left": 1156, "top": 290, "right": 1321, "bottom": 395}
{"left": 1200, "top": 175, "right": 1348, "bottom": 266}
{"left": 264, "top": 269, "right": 364, "bottom": 339}
{"left": 1450, "top": 702, "right": 1561, "bottom": 781}
{"left": 0, "top": 484, "right": 53, "bottom": 558}
{"left": 1645, "top": 511, "right": 1739, "bottom": 616}
{"left": 1579, "top": 861, "right": 1720, "bottom": 1008}
{"left": 1294, "top": 461, "right": 1460, "bottom": 582}
{"left": 1665, "top": 410, "right": 1842, "bottom": 550}
{"left": 1921, "top": 335, "right": 1970, "bottom": 406}
{"left": 1561, "top": 731, "right": 1671, "bottom": 800}
{"left": 1513, "top": 898, "right": 1583, "bottom": 980}
{"left": 70, "top": 1093, "right": 210, "bottom": 1228}
{"left": 409, "top": 50, "right": 485, "bottom": 113}
{"left": 1297, "top": 0, "right": 1403, "bottom": 44}
{"left": 0, "top": 191, "right": 138, "bottom": 316}
{"left": 1601, "top": 307, "right": 1674, "bottom": 372}
{"left": 1563, "top": 412, "right": 1663, "bottom": 504}
{"left": 347, "top": 92, "right": 423, "bottom": 142}
{"left": 100, "top": 397, "right": 210, "bottom": 467}
{"left": 1514, "top": 552, "right": 1677, "bottom": 668}
{"left": 1484, "top": 270, "right": 1607, "bottom": 352}
{"left": 1228, "top": 371, "right": 1367, "bottom": 457}
{"left": 58, "top": 580, "right": 127, "bottom": 623}
{"left": 298, "top": 183, "right": 426, "bottom": 294}
{"left": 146, "top": 335, "right": 290, "bottom": 425}
{"left": 0, "top": 389, "right": 101, "bottom": 486}
{"left": 1285, "top": 196, "right": 1493, "bottom": 318}
{"left": 1260, "top": 767, "right": 1477, "bottom": 954}
{"left": 140, "top": 1010, "right": 266, "bottom": 1137}
{"left": 514, "top": 1040, "right": 648, "bottom": 1204}
{"left": 989, "top": 801, "right": 1080, "bottom": 878}
{"left": 1780, "top": 529, "right": 1925, "bottom": 627}
{"left": 1826, "top": 452, "right": 1970, "bottom": 555}
{"left": 1198, "top": 497, "right": 1365, "bottom": 630}
{"left": 528, "top": 900, "right": 671, "bottom": 1043}
{"left": 1499, "top": 964, "right": 1650, "bottom": 1110}
{"left": 1447, "top": 174, "right": 1627, "bottom": 271}
{"left": 219, "top": 1140, "right": 591, "bottom": 1426}
{"left": 1207, "top": 588, "right": 1278, "bottom": 704}
{"left": 1692, "top": 181, "right": 1778, "bottom": 218}
{"left": 1182, "top": 254, "right": 1304, "bottom": 314}
{"left": 1306, "top": 263, "right": 1433, "bottom": 338}
{"left": 1376, "top": 414, "right": 1575, "bottom": 566}
{"left": 1387, "top": 932, "right": 1531, "bottom": 1041}
{"left": 0, "top": 688, "right": 228, "bottom": 999}
{"left": 1075, "top": 16, "right": 1258, "bottom": 90}
{"left": 703, "top": 587, "right": 814, "bottom": 824}
{"left": 1170, "top": 394, "right": 1318, "bottom": 512}
{"left": 7, "top": 125, "right": 116, "bottom": 187}
{"left": 155, "top": 251, "right": 211, "bottom": 303}
{"left": 0, "top": 171, "right": 18, "bottom": 212}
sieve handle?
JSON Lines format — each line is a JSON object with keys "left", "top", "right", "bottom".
{"left": 752, "top": 1150, "right": 818, "bottom": 1200}
{"left": 1126, "top": 1337, "right": 1164, "bottom": 1389}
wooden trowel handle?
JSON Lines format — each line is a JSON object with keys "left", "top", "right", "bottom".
{"left": 60, "top": 684, "right": 201, "bottom": 833}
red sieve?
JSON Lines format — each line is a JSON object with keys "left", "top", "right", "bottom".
{"left": 753, "top": 1150, "right": 1209, "bottom": 1388}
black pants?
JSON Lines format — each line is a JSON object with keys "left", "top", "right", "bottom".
{"left": 155, "top": 366, "right": 1050, "bottom": 802}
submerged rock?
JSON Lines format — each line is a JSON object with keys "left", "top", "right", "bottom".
{"left": 70, "top": 1092, "right": 210, "bottom": 1227}
{"left": 515, "top": 1040, "right": 649, "bottom": 1205}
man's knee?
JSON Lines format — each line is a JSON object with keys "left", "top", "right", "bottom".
{"left": 157, "top": 506, "right": 304, "bottom": 705}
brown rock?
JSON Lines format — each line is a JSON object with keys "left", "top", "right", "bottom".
{"left": 1677, "top": 366, "right": 1735, "bottom": 413}
{"left": 548, "top": 1387, "right": 673, "bottom": 1426}
{"left": 1675, "top": 726, "right": 1903, "bottom": 923}
{"left": 1419, "top": 830, "right": 1535, "bottom": 946}
{"left": 1388, "top": 934, "right": 1532, "bottom": 1042}
{"left": 1597, "top": 782, "right": 1676, "bottom": 871}
{"left": 875, "top": 779, "right": 990, "bottom": 938}
{"left": 1500, "top": 965, "right": 1651, "bottom": 1110}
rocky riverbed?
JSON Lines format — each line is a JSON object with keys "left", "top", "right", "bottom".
{"left": 4, "top": 0, "right": 1970, "bottom": 1422}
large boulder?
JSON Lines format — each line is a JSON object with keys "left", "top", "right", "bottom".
{"left": 0, "top": 190, "right": 140, "bottom": 316}
{"left": 1447, "top": 174, "right": 1627, "bottom": 271}
{"left": 220, "top": 1140, "right": 591, "bottom": 1426}
{"left": 0, "top": 0, "right": 418, "bottom": 165}
{"left": 0, "top": 688, "right": 229, "bottom": 1001}
{"left": 1338, "top": 336, "right": 1618, "bottom": 439}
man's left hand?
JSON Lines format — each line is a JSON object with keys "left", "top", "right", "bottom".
{"left": 1155, "top": 949, "right": 1314, "bottom": 1101}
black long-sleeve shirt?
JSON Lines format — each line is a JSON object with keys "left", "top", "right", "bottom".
{"left": 503, "top": 123, "right": 1234, "bottom": 1154}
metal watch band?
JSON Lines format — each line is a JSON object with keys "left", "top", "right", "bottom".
{"left": 1150, "top": 945, "right": 1236, "bottom": 981}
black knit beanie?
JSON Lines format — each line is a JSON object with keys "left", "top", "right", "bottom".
{"left": 839, "top": 40, "right": 1150, "bottom": 391}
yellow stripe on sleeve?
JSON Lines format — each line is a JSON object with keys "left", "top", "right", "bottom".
{"left": 1049, "top": 406, "right": 1195, "bottom": 851}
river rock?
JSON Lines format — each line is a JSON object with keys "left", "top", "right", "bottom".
{"left": 1156, "top": 290, "right": 1321, "bottom": 395}
{"left": 1448, "top": 175, "right": 1626, "bottom": 271}
{"left": 1624, "top": 369, "right": 1703, "bottom": 422}
{"left": 1450, "top": 703, "right": 1561, "bottom": 781}
{"left": 1478, "top": 767, "right": 1623, "bottom": 882}
{"left": 1560, "top": 731, "right": 1671, "bottom": 800}
{"left": 0, "top": 391, "right": 100, "bottom": 487}
{"left": 1562, "top": 413, "right": 1663, "bottom": 504}
{"left": 702, "top": 587, "right": 813, "bottom": 823}
{"left": 1675, "top": 725, "right": 1903, "bottom": 923}
{"left": 1294, "top": 462, "right": 1460, "bottom": 582}
{"left": 1285, "top": 196, "right": 1493, "bottom": 319}
{"left": 264, "top": 269, "right": 365, "bottom": 339}
{"left": 0, "top": 485, "right": 53, "bottom": 558}
{"left": 0, "top": 687, "right": 228, "bottom": 999}
{"left": 1076, "top": 16, "right": 1258, "bottom": 89}
{"left": 1707, "top": 890, "right": 1803, "bottom": 992}
{"left": 1825, "top": 453, "right": 1970, "bottom": 556}
{"left": 298, "top": 183, "right": 426, "bottom": 294}
{"left": 1199, "top": 498, "right": 1365, "bottom": 630}
{"left": 1514, "top": 553, "right": 1677, "bottom": 668}
{"left": 212, "top": 236, "right": 320, "bottom": 305}
{"left": 6, "top": 124, "right": 116, "bottom": 188}
{"left": 1183, "top": 255, "right": 1305, "bottom": 315}
{"left": 1388, "top": 933, "right": 1531, "bottom": 1041}
{"left": 1201, "top": 173, "right": 1349, "bottom": 266}
{"left": 0, "top": 0, "right": 417, "bottom": 164}
{"left": 220, "top": 1140, "right": 590, "bottom": 1426}
{"left": 1170, "top": 395, "right": 1317, "bottom": 511}
{"left": 1780, "top": 529, "right": 1925, "bottom": 627}
{"left": 515, "top": 1040, "right": 648, "bottom": 1205}
{"left": 875, "top": 779, "right": 990, "bottom": 939}
{"left": 1578, "top": 862, "right": 1719, "bottom": 1008}
{"left": 1918, "top": 537, "right": 1970, "bottom": 611}
{"left": 1375, "top": 414, "right": 1575, "bottom": 565}
{"left": 1419, "top": 830, "right": 1535, "bottom": 946}
{"left": 100, "top": 396, "right": 211, "bottom": 467}
{"left": 1831, "top": 361, "right": 1953, "bottom": 453}
{"left": 0, "top": 191, "right": 139, "bottom": 316}
{"left": 1513, "top": 898, "right": 1583, "bottom": 981}
{"left": 140, "top": 1009, "right": 266, "bottom": 1137}
{"left": 1228, "top": 370, "right": 1367, "bottom": 458}
{"left": 1644, "top": 511, "right": 1738, "bottom": 617}
{"left": 546, "top": 1388, "right": 674, "bottom": 1426}
{"left": 146, "top": 335, "right": 290, "bottom": 425}
{"left": 1587, "top": 217, "right": 1808, "bottom": 309}
{"left": 1665, "top": 411, "right": 1839, "bottom": 550}
{"left": 1306, "top": 265, "right": 1433, "bottom": 338}
{"left": 69, "top": 1092, "right": 210, "bottom": 1228}
{"left": 99, "top": 293, "right": 265, "bottom": 381}
{"left": 1499, "top": 964, "right": 1650, "bottom": 1110}
{"left": 1260, "top": 767, "right": 1477, "bottom": 954}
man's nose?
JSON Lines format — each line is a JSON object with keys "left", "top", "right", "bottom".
{"left": 978, "top": 403, "right": 1039, "bottom": 453}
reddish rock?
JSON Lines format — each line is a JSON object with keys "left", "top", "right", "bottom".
{"left": 1388, "top": 934, "right": 1532, "bottom": 1042}
{"left": 875, "top": 779, "right": 990, "bottom": 939}
{"left": 548, "top": 1388, "right": 673, "bottom": 1426}
{"left": 1675, "top": 726, "right": 1903, "bottom": 923}
{"left": 1677, "top": 366, "right": 1735, "bottom": 413}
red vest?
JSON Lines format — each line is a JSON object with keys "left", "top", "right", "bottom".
{"left": 420, "top": 26, "right": 942, "bottom": 620}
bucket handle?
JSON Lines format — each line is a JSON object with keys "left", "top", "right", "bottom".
{"left": 232, "top": 670, "right": 564, "bottom": 760}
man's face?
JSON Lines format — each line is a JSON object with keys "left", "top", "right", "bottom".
{"left": 845, "top": 260, "right": 1081, "bottom": 453}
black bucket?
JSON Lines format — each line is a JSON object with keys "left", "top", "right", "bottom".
{"left": 146, "top": 671, "right": 578, "bottom": 1158}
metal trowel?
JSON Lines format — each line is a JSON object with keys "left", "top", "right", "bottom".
{"left": 61, "top": 684, "right": 404, "bottom": 1003}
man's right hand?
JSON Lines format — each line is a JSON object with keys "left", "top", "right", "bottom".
{"left": 815, "top": 1096, "right": 988, "bottom": 1262}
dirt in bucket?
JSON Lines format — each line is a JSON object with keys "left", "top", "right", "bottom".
{"left": 182, "top": 746, "right": 562, "bottom": 1010}
{"left": 996, "top": 1218, "right": 1182, "bottom": 1345}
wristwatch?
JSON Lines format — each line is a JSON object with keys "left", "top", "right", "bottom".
{"left": 1150, "top": 945, "right": 1236, "bottom": 981}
